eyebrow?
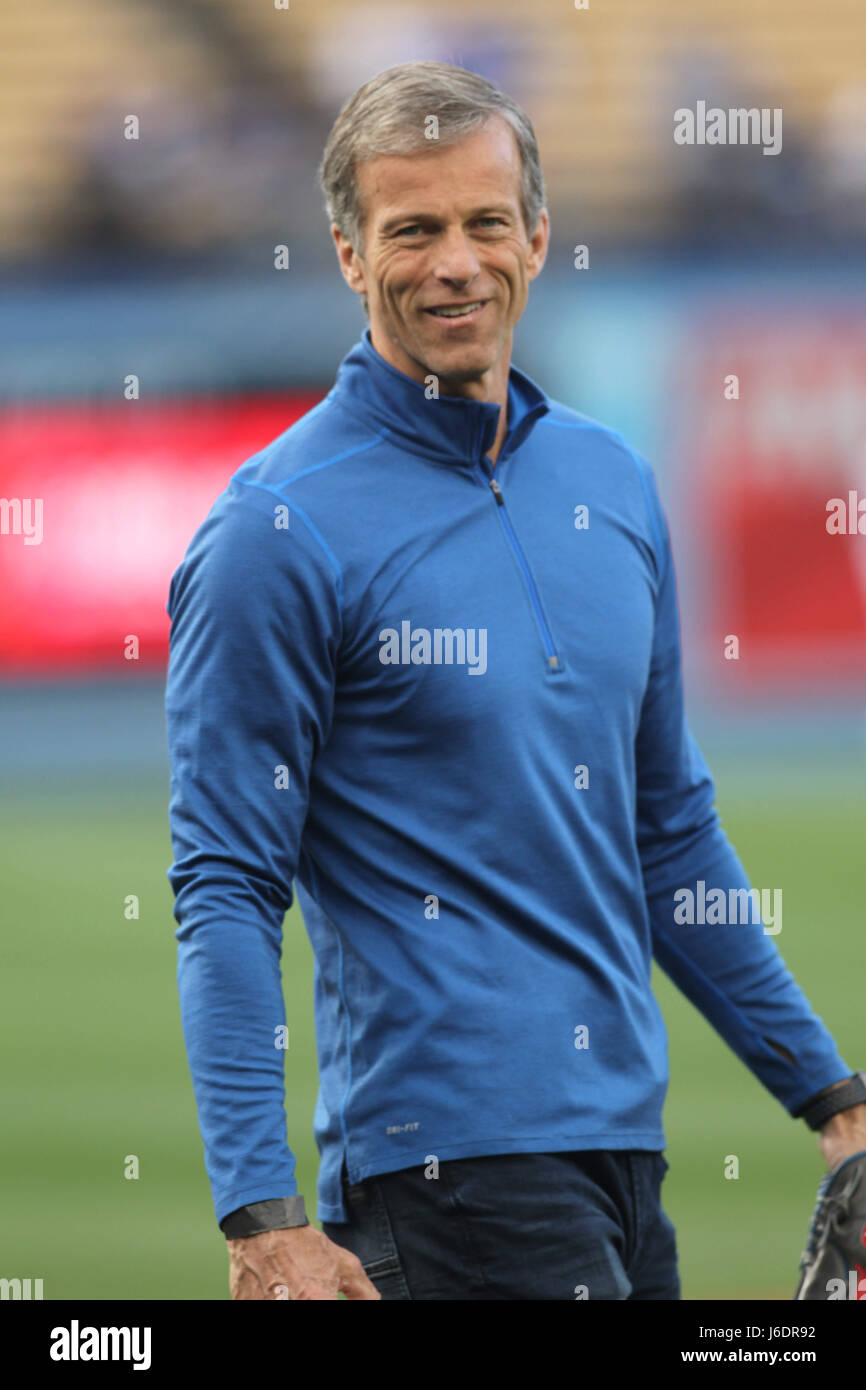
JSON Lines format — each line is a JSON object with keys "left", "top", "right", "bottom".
{"left": 379, "top": 205, "right": 516, "bottom": 234}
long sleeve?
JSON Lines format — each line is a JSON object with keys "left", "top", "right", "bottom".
{"left": 165, "top": 479, "right": 341, "bottom": 1225}
{"left": 632, "top": 457, "right": 850, "bottom": 1115}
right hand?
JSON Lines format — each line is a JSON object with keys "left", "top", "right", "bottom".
{"left": 227, "top": 1223, "right": 382, "bottom": 1300}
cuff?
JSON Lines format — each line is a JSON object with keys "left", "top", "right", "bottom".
{"left": 793, "top": 1071, "right": 866, "bottom": 1131}
{"left": 220, "top": 1195, "right": 309, "bottom": 1239}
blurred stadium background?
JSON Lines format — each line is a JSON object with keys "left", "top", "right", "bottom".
{"left": 1, "top": 0, "right": 864, "bottom": 1300}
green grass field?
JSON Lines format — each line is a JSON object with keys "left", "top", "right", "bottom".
{"left": 2, "top": 753, "right": 862, "bottom": 1300}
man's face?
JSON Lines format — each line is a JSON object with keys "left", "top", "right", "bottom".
{"left": 333, "top": 117, "right": 549, "bottom": 391}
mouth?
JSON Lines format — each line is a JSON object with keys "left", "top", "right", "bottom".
{"left": 423, "top": 300, "right": 487, "bottom": 325}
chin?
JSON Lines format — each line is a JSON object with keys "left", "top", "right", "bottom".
{"left": 436, "top": 360, "right": 493, "bottom": 385}
{"left": 426, "top": 341, "right": 495, "bottom": 378}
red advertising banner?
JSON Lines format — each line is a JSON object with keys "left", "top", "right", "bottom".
{"left": 681, "top": 313, "right": 866, "bottom": 691}
{"left": 0, "top": 393, "right": 322, "bottom": 674}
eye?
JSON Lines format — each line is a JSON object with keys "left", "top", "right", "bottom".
{"left": 477, "top": 216, "right": 506, "bottom": 228}
{"left": 394, "top": 224, "right": 422, "bottom": 237}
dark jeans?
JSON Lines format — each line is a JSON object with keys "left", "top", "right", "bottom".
{"left": 322, "top": 1149, "right": 680, "bottom": 1300}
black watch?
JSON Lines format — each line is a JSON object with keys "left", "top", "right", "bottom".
{"left": 220, "top": 1196, "right": 309, "bottom": 1239}
{"left": 795, "top": 1070, "right": 866, "bottom": 1132}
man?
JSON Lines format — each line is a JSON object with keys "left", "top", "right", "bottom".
{"left": 165, "top": 60, "right": 866, "bottom": 1301}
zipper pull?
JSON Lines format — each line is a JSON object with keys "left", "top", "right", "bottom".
{"left": 489, "top": 477, "right": 505, "bottom": 506}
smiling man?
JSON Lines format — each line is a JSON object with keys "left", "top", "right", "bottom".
{"left": 331, "top": 111, "right": 546, "bottom": 467}
{"left": 165, "top": 60, "right": 866, "bottom": 1301}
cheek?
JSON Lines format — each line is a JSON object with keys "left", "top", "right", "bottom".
{"left": 496, "top": 247, "right": 529, "bottom": 289}
{"left": 496, "top": 261, "right": 528, "bottom": 310}
{"left": 379, "top": 261, "right": 419, "bottom": 305}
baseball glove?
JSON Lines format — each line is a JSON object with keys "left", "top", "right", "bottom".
{"left": 794, "top": 1148, "right": 866, "bottom": 1300}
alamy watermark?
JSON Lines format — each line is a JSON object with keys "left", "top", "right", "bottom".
{"left": 674, "top": 102, "right": 782, "bottom": 156}
{"left": 49, "top": 1321, "right": 151, "bottom": 1371}
{"left": 673, "top": 881, "right": 782, "bottom": 935}
{"left": 0, "top": 497, "right": 43, "bottom": 545}
{"left": 378, "top": 621, "right": 487, "bottom": 675}
{"left": 0, "top": 1277, "right": 43, "bottom": 1299}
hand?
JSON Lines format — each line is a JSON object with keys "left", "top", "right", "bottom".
{"left": 818, "top": 1102, "right": 866, "bottom": 1173}
{"left": 227, "top": 1223, "right": 381, "bottom": 1300}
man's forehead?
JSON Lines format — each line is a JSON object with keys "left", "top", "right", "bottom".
{"left": 357, "top": 119, "right": 522, "bottom": 222}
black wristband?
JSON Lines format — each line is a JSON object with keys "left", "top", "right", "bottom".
{"left": 220, "top": 1196, "right": 309, "bottom": 1239}
{"left": 795, "top": 1071, "right": 866, "bottom": 1132}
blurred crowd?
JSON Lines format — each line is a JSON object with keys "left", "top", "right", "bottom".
{"left": 2, "top": 0, "right": 866, "bottom": 267}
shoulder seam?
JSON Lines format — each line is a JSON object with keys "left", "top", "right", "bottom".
{"left": 537, "top": 414, "right": 611, "bottom": 433}
{"left": 231, "top": 477, "right": 344, "bottom": 610}
{"left": 540, "top": 412, "right": 666, "bottom": 577}
{"left": 627, "top": 448, "right": 665, "bottom": 564}
{"left": 273, "top": 425, "right": 392, "bottom": 489}
{"left": 596, "top": 426, "right": 666, "bottom": 570}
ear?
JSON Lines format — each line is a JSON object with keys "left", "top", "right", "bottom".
{"left": 332, "top": 224, "right": 368, "bottom": 299}
{"left": 525, "top": 207, "right": 550, "bottom": 283}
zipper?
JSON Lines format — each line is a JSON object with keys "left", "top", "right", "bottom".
{"left": 483, "top": 463, "right": 563, "bottom": 674}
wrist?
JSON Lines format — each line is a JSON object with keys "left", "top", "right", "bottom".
{"left": 819, "top": 1103, "right": 866, "bottom": 1139}
{"left": 818, "top": 1103, "right": 866, "bottom": 1172}
{"left": 220, "top": 1195, "right": 309, "bottom": 1240}
{"left": 795, "top": 1070, "right": 866, "bottom": 1131}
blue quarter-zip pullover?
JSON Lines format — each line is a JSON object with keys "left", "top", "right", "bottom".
{"left": 166, "top": 328, "right": 850, "bottom": 1226}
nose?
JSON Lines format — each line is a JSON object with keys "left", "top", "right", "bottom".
{"left": 432, "top": 225, "right": 481, "bottom": 287}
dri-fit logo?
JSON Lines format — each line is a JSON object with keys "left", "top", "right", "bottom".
{"left": 378, "top": 621, "right": 487, "bottom": 675}
{"left": 49, "top": 1321, "right": 152, "bottom": 1371}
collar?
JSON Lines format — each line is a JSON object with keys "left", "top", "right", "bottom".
{"left": 329, "top": 326, "right": 551, "bottom": 468}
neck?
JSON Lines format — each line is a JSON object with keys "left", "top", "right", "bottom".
{"left": 482, "top": 398, "right": 508, "bottom": 466}
{"left": 369, "top": 323, "right": 511, "bottom": 466}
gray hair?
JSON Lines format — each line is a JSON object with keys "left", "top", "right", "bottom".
{"left": 318, "top": 60, "right": 546, "bottom": 254}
